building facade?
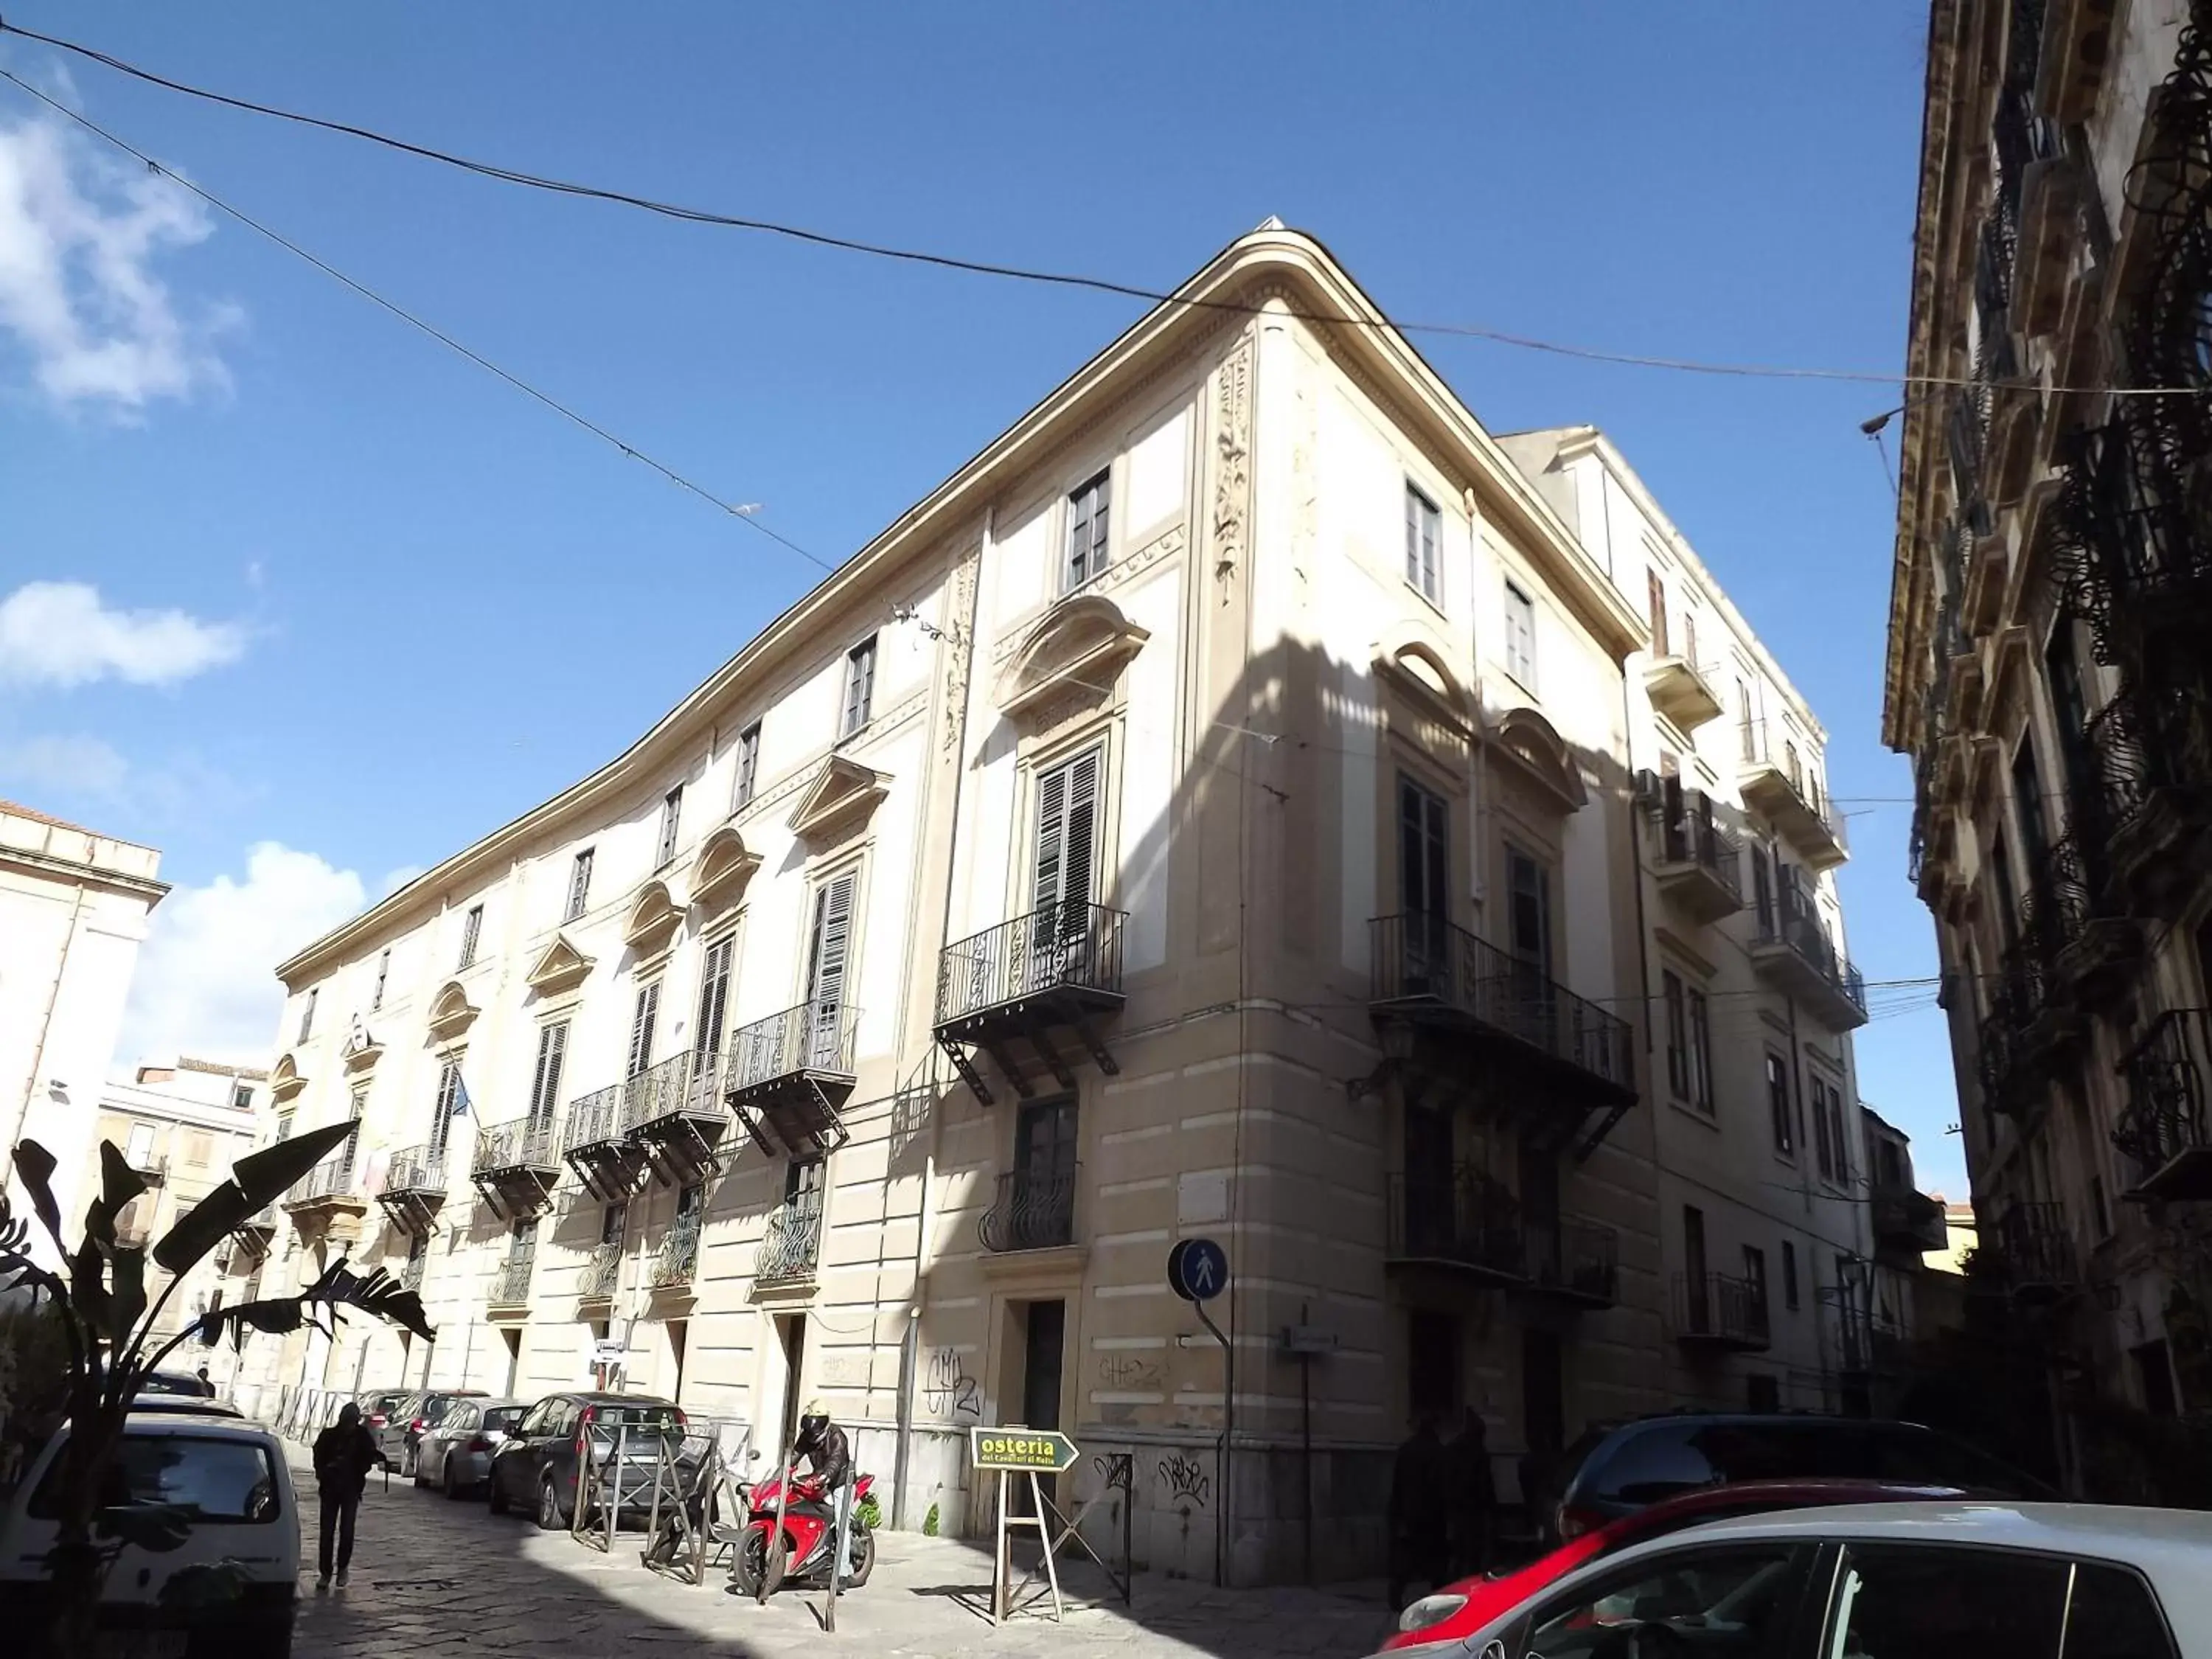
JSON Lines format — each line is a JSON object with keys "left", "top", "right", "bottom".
{"left": 1884, "top": 0, "right": 2212, "bottom": 1488}
{"left": 227, "top": 226, "right": 1874, "bottom": 1581}
{"left": 1, "top": 800, "right": 167, "bottom": 1253}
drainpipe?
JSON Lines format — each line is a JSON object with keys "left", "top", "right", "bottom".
{"left": 10, "top": 881, "right": 88, "bottom": 1157}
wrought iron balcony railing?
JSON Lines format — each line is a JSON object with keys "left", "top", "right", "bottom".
{"left": 728, "top": 1000, "right": 860, "bottom": 1092}
{"left": 1737, "top": 722, "right": 1848, "bottom": 867}
{"left": 490, "top": 1255, "right": 534, "bottom": 1306}
{"left": 652, "top": 1211, "right": 703, "bottom": 1288}
{"left": 2115, "top": 1007, "right": 2212, "bottom": 1200}
{"left": 2053, "top": 420, "right": 2211, "bottom": 661}
{"left": 285, "top": 1159, "right": 361, "bottom": 1208}
{"left": 1751, "top": 899, "right": 1868, "bottom": 1023}
{"left": 562, "top": 1082, "right": 634, "bottom": 1154}
{"left": 1672, "top": 1272, "right": 1770, "bottom": 1349}
{"left": 1654, "top": 786, "right": 1744, "bottom": 900}
{"left": 1871, "top": 1182, "right": 1949, "bottom": 1253}
{"left": 473, "top": 1115, "right": 561, "bottom": 1175}
{"left": 1370, "top": 914, "right": 1635, "bottom": 1100}
{"left": 1523, "top": 1220, "right": 1620, "bottom": 1308}
{"left": 1387, "top": 1168, "right": 1529, "bottom": 1281}
{"left": 623, "top": 1048, "right": 730, "bottom": 1133}
{"left": 978, "top": 1169, "right": 1077, "bottom": 1253}
{"left": 936, "top": 902, "right": 1127, "bottom": 1028}
{"left": 380, "top": 1143, "right": 448, "bottom": 1196}
{"left": 578, "top": 1241, "right": 624, "bottom": 1300}
{"left": 755, "top": 1194, "right": 824, "bottom": 1287}
{"left": 1995, "top": 1201, "right": 2079, "bottom": 1300}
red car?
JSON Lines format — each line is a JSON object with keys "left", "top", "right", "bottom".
{"left": 1378, "top": 1480, "right": 1970, "bottom": 1653}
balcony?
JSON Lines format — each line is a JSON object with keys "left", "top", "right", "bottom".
{"left": 375, "top": 1143, "right": 451, "bottom": 1234}
{"left": 578, "top": 1241, "right": 624, "bottom": 1303}
{"left": 978, "top": 1169, "right": 1077, "bottom": 1255}
{"left": 1994, "top": 1202, "right": 2079, "bottom": 1305}
{"left": 127, "top": 1152, "right": 168, "bottom": 1187}
{"left": 563, "top": 1082, "right": 648, "bottom": 1202}
{"left": 727, "top": 1001, "right": 858, "bottom": 1159}
{"left": 282, "top": 1158, "right": 368, "bottom": 1225}
{"left": 623, "top": 1049, "right": 736, "bottom": 1188}
{"left": 1368, "top": 915, "right": 1636, "bottom": 1152}
{"left": 2045, "top": 830, "right": 2145, "bottom": 1010}
{"left": 1749, "top": 901, "right": 1868, "bottom": 1032}
{"left": 2115, "top": 1008, "right": 2212, "bottom": 1202}
{"left": 1871, "top": 1182, "right": 1949, "bottom": 1256}
{"left": 1523, "top": 1220, "right": 1620, "bottom": 1310}
{"left": 1820, "top": 1288, "right": 1906, "bottom": 1377}
{"left": 2052, "top": 420, "right": 2212, "bottom": 662}
{"left": 489, "top": 1254, "right": 534, "bottom": 1309}
{"left": 1977, "top": 897, "right": 2085, "bottom": 1116}
{"left": 754, "top": 1194, "right": 824, "bottom": 1291}
{"left": 470, "top": 1116, "right": 560, "bottom": 1222}
{"left": 1642, "top": 656, "right": 1724, "bottom": 731}
{"left": 400, "top": 1256, "right": 425, "bottom": 1293}
{"left": 226, "top": 1202, "right": 279, "bottom": 1260}
{"left": 2079, "top": 684, "right": 2212, "bottom": 921}
{"left": 935, "top": 902, "right": 1127, "bottom": 1103}
{"left": 650, "top": 1211, "right": 703, "bottom": 1291}
{"left": 1645, "top": 779, "right": 1743, "bottom": 925}
{"left": 1737, "top": 723, "right": 1848, "bottom": 870}
{"left": 1384, "top": 1169, "right": 1618, "bottom": 1310}
{"left": 1672, "top": 1272, "right": 1770, "bottom": 1352}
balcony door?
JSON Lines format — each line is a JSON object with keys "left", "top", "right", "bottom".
{"left": 1402, "top": 1107, "right": 1455, "bottom": 1254}
{"left": 1398, "top": 775, "right": 1450, "bottom": 993}
{"left": 1031, "top": 747, "right": 1102, "bottom": 989}
{"left": 1684, "top": 1205, "right": 1710, "bottom": 1335}
{"left": 806, "top": 871, "right": 857, "bottom": 1070}
{"left": 526, "top": 1022, "right": 568, "bottom": 1137}
{"left": 1013, "top": 1097, "right": 1078, "bottom": 1250}
{"left": 1507, "top": 846, "right": 1554, "bottom": 1044}
{"left": 429, "top": 1060, "right": 463, "bottom": 1163}
{"left": 689, "top": 937, "right": 733, "bottom": 1106}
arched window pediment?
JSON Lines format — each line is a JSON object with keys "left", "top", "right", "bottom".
{"left": 1371, "top": 624, "right": 1474, "bottom": 737}
{"left": 993, "top": 594, "right": 1150, "bottom": 723}
{"left": 623, "top": 883, "right": 684, "bottom": 954}
{"left": 269, "top": 1053, "right": 307, "bottom": 1103}
{"left": 689, "top": 827, "right": 760, "bottom": 914}
{"left": 1488, "top": 706, "right": 1587, "bottom": 813}
{"left": 425, "top": 982, "right": 480, "bottom": 1045}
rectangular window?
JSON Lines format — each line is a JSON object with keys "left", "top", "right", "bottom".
{"left": 1781, "top": 1241, "right": 1799, "bottom": 1310}
{"left": 1065, "top": 470, "right": 1111, "bottom": 591}
{"left": 230, "top": 1083, "right": 253, "bottom": 1114}
{"left": 1506, "top": 848, "right": 1551, "bottom": 982}
{"left": 807, "top": 870, "right": 858, "bottom": 1068}
{"left": 657, "top": 785, "right": 684, "bottom": 869}
{"left": 1397, "top": 776, "right": 1450, "bottom": 921}
{"left": 1683, "top": 610, "right": 1698, "bottom": 667}
{"left": 1405, "top": 484, "right": 1441, "bottom": 603}
{"left": 459, "top": 905, "right": 484, "bottom": 970}
{"left": 734, "top": 722, "right": 762, "bottom": 810}
{"left": 566, "top": 849, "right": 594, "bottom": 922}
{"left": 1647, "top": 569, "right": 1669, "bottom": 658}
{"left": 526, "top": 1022, "right": 568, "bottom": 1129}
{"left": 841, "top": 637, "right": 877, "bottom": 738}
{"left": 371, "top": 950, "right": 389, "bottom": 1013}
{"left": 627, "top": 981, "right": 660, "bottom": 1079}
{"left": 1033, "top": 747, "right": 1104, "bottom": 924}
{"left": 1736, "top": 680, "right": 1756, "bottom": 760}
{"left": 694, "top": 936, "right": 734, "bottom": 1060}
{"left": 430, "top": 1060, "right": 463, "bottom": 1159}
{"left": 1811, "top": 1077, "right": 1840, "bottom": 1182}
{"left": 1767, "top": 1051, "right": 1795, "bottom": 1155}
{"left": 298, "top": 987, "right": 318, "bottom": 1043}
{"left": 509, "top": 1217, "right": 538, "bottom": 1259}
{"left": 1687, "top": 989, "right": 1714, "bottom": 1113}
{"left": 125, "top": 1122, "right": 156, "bottom": 1167}
{"left": 1663, "top": 972, "right": 1689, "bottom": 1099}
{"left": 1503, "top": 580, "right": 1537, "bottom": 687}
{"left": 601, "top": 1201, "right": 627, "bottom": 1245}
{"left": 1742, "top": 1245, "right": 1769, "bottom": 1318}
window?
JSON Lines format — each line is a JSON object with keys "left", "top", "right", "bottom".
{"left": 1781, "top": 1241, "right": 1799, "bottom": 1310}
{"left": 298, "top": 987, "right": 318, "bottom": 1043}
{"left": 1737, "top": 680, "right": 1757, "bottom": 762}
{"left": 1683, "top": 609, "right": 1699, "bottom": 666}
{"left": 1683, "top": 1205, "right": 1709, "bottom": 1329}
{"left": 1743, "top": 1245, "right": 1770, "bottom": 1321}
{"left": 1503, "top": 579, "right": 1537, "bottom": 686}
{"left": 694, "top": 936, "right": 734, "bottom": 1061}
{"left": 430, "top": 1060, "right": 464, "bottom": 1159}
{"left": 1033, "top": 748, "right": 1104, "bottom": 928}
{"left": 1647, "top": 568, "right": 1670, "bottom": 657}
{"left": 371, "top": 950, "right": 389, "bottom": 1013}
{"left": 1065, "top": 469, "right": 1110, "bottom": 591}
{"left": 566, "top": 849, "right": 594, "bottom": 922}
{"left": 841, "top": 636, "right": 877, "bottom": 737}
{"left": 1767, "top": 1053, "right": 1795, "bottom": 1155}
{"left": 275, "top": 1110, "right": 295, "bottom": 1144}
{"left": 657, "top": 785, "right": 684, "bottom": 868}
{"left": 509, "top": 1217, "right": 538, "bottom": 1259}
{"left": 458, "top": 905, "right": 484, "bottom": 970}
{"left": 627, "top": 982, "right": 660, "bottom": 1079}
{"left": 125, "top": 1122, "right": 156, "bottom": 1168}
{"left": 734, "top": 721, "right": 762, "bottom": 810}
{"left": 1407, "top": 1310, "right": 1458, "bottom": 1420}
{"left": 1687, "top": 989, "right": 1714, "bottom": 1113}
{"left": 231, "top": 1082, "right": 253, "bottom": 1113}
{"left": 1508, "top": 849, "right": 1551, "bottom": 982}
{"left": 29, "top": 1433, "right": 280, "bottom": 1525}
{"left": 2064, "top": 1563, "right": 2181, "bottom": 1659}
{"left": 183, "top": 1131, "right": 211, "bottom": 1167}
{"left": 1523, "top": 1545, "right": 1806, "bottom": 1659}
{"left": 526, "top": 1022, "right": 568, "bottom": 1130}
{"left": 1397, "top": 776, "right": 1450, "bottom": 922}
{"left": 1663, "top": 973, "right": 1689, "bottom": 1099}
{"left": 1811, "top": 1076, "right": 1844, "bottom": 1184}
{"left": 786, "top": 1154, "right": 827, "bottom": 1206}
{"left": 1405, "top": 483, "right": 1440, "bottom": 603}
{"left": 2090, "top": 1174, "right": 2111, "bottom": 1239}
{"left": 1825, "top": 1543, "right": 2069, "bottom": 1659}
{"left": 805, "top": 869, "right": 858, "bottom": 1068}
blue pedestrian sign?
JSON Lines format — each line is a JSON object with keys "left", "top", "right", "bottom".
{"left": 1167, "top": 1237, "right": 1228, "bottom": 1303}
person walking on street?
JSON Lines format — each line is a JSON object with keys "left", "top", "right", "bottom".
{"left": 1444, "top": 1408, "right": 1498, "bottom": 1578}
{"left": 1385, "top": 1413, "right": 1447, "bottom": 1610}
{"left": 311, "top": 1402, "right": 388, "bottom": 1589}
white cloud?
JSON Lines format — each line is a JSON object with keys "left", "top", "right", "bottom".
{"left": 0, "top": 108, "right": 229, "bottom": 408}
{"left": 117, "top": 842, "right": 369, "bottom": 1071}
{"left": 0, "top": 731, "right": 128, "bottom": 796}
{"left": 0, "top": 580, "right": 247, "bottom": 689}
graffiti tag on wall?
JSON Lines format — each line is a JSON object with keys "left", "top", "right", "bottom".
{"left": 1158, "top": 1450, "right": 1211, "bottom": 1509}
{"left": 1096, "top": 1354, "right": 1163, "bottom": 1391}
{"left": 921, "top": 1346, "right": 981, "bottom": 1422}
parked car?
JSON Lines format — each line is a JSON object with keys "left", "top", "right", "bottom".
{"left": 139, "top": 1370, "right": 216, "bottom": 1399}
{"left": 352, "top": 1388, "right": 411, "bottom": 1441}
{"left": 130, "top": 1395, "right": 243, "bottom": 1419}
{"left": 1384, "top": 1480, "right": 1975, "bottom": 1651}
{"left": 1542, "top": 1413, "right": 2053, "bottom": 1543}
{"left": 414, "top": 1399, "right": 526, "bottom": 1499}
{"left": 0, "top": 1407, "right": 297, "bottom": 1658}
{"left": 487, "top": 1393, "right": 687, "bottom": 1531}
{"left": 1368, "top": 1502, "right": 2212, "bottom": 1659}
{"left": 381, "top": 1389, "right": 487, "bottom": 1477}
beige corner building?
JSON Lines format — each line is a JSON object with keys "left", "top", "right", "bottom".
{"left": 1883, "top": 0, "right": 2212, "bottom": 1484}
{"left": 1, "top": 800, "right": 167, "bottom": 1252}
{"left": 228, "top": 226, "right": 1877, "bottom": 1579}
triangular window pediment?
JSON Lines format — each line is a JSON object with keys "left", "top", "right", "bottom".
{"left": 1489, "top": 707, "right": 1587, "bottom": 813}
{"left": 787, "top": 756, "right": 889, "bottom": 845}
{"left": 426, "top": 981, "right": 480, "bottom": 1044}
{"left": 525, "top": 934, "right": 594, "bottom": 998}
{"left": 689, "top": 828, "right": 760, "bottom": 915}
{"left": 269, "top": 1053, "right": 307, "bottom": 1102}
{"left": 623, "top": 883, "right": 684, "bottom": 954}
{"left": 993, "top": 594, "right": 1150, "bottom": 723}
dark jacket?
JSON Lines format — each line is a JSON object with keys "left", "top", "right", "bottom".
{"left": 794, "top": 1420, "right": 852, "bottom": 1492}
{"left": 1388, "top": 1427, "right": 1445, "bottom": 1528}
{"left": 313, "top": 1422, "right": 383, "bottom": 1500}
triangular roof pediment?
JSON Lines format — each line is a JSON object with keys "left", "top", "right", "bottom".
{"left": 524, "top": 934, "right": 595, "bottom": 998}
{"left": 787, "top": 756, "right": 889, "bottom": 845}
{"left": 623, "top": 882, "right": 684, "bottom": 953}
{"left": 993, "top": 594, "right": 1150, "bottom": 722}
{"left": 689, "top": 827, "right": 761, "bottom": 915}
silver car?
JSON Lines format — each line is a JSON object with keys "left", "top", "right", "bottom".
{"left": 416, "top": 1397, "right": 527, "bottom": 1500}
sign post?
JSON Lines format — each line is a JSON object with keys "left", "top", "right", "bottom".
{"left": 969, "top": 1427, "right": 1080, "bottom": 1624}
{"left": 1166, "top": 1237, "right": 1231, "bottom": 1587}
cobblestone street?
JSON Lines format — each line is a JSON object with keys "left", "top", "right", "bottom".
{"left": 286, "top": 1448, "right": 1388, "bottom": 1659}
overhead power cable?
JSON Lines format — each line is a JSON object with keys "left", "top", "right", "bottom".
{"left": 7, "top": 19, "right": 2208, "bottom": 401}
{"left": 0, "top": 64, "right": 830, "bottom": 573}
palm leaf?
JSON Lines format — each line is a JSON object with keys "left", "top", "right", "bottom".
{"left": 150, "top": 1119, "right": 358, "bottom": 1276}
{"left": 11, "top": 1140, "right": 63, "bottom": 1245}
{"left": 195, "top": 1255, "right": 434, "bottom": 1352}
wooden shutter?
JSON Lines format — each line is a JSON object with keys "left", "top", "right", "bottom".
{"left": 529, "top": 1023, "right": 568, "bottom": 1127}
{"left": 627, "top": 981, "right": 660, "bottom": 1077}
{"left": 694, "top": 938, "right": 733, "bottom": 1059}
{"left": 1032, "top": 764, "right": 1068, "bottom": 916}
{"left": 431, "top": 1061, "right": 459, "bottom": 1156}
{"left": 1034, "top": 748, "right": 1102, "bottom": 922}
{"left": 1647, "top": 571, "right": 1669, "bottom": 657}
{"left": 809, "top": 872, "right": 856, "bottom": 1008}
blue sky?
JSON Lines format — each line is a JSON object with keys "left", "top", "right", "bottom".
{"left": 0, "top": 3, "right": 1962, "bottom": 1189}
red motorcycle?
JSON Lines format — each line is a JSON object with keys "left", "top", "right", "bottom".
{"left": 728, "top": 1467, "right": 877, "bottom": 1596}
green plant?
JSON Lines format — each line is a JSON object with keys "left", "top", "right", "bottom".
{"left": 855, "top": 1492, "right": 882, "bottom": 1529}
{"left": 1, "top": 1125, "right": 434, "bottom": 1653}
{"left": 922, "top": 1501, "right": 939, "bottom": 1537}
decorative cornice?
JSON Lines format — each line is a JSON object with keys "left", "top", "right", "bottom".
{"left": 993, "top": 594, "right": 1150, "bottom": 724}
{"left": 787, "top": 755, "right": 891, "bottom": 846}
{"left": 688, "top": 827, "right": 760, "bottom": 917}
{"left": 425, "top": 982, "right": 480, "bottom": 1046}
{"left": 622, "top": 883, "right": 684, "bottom": 954}
{"left": 524, "top": 934, "right": 594, "bottom": 998}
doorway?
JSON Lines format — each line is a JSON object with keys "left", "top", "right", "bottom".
{"left": 500, "top": 1328, "right": 522, "bottom": 1397}
{"left": 1021, "top": 1300, "right": 1066, "bottom": 1430}
{"left": 1521, "top": 1328, "right": 1563, "bottom": 1457}
{"left": 668, "top": 1320, "right": 689, "bottom": 1405}
{"left": 757, "top": 1313, "right": 807, "bottom": 1460}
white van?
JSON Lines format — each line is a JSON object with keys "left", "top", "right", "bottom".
{"left": 0, "top": 1409, "right": 298, "bottom": 1658}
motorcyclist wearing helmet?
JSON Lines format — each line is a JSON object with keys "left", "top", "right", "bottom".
{"left": 793, "top": 1399, "right": 852, "bottom": 1498}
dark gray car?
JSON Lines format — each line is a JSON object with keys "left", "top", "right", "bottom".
{"left": 416, "top": 1398, "right": 526, "bottom": 1498}
{"left": 487, "top": 1393, "right": 688, "bottom": 1530}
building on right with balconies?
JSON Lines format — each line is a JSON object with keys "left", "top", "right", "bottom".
{"left": 1884, "top": 0, "right": 2212, "bottom": 1489}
